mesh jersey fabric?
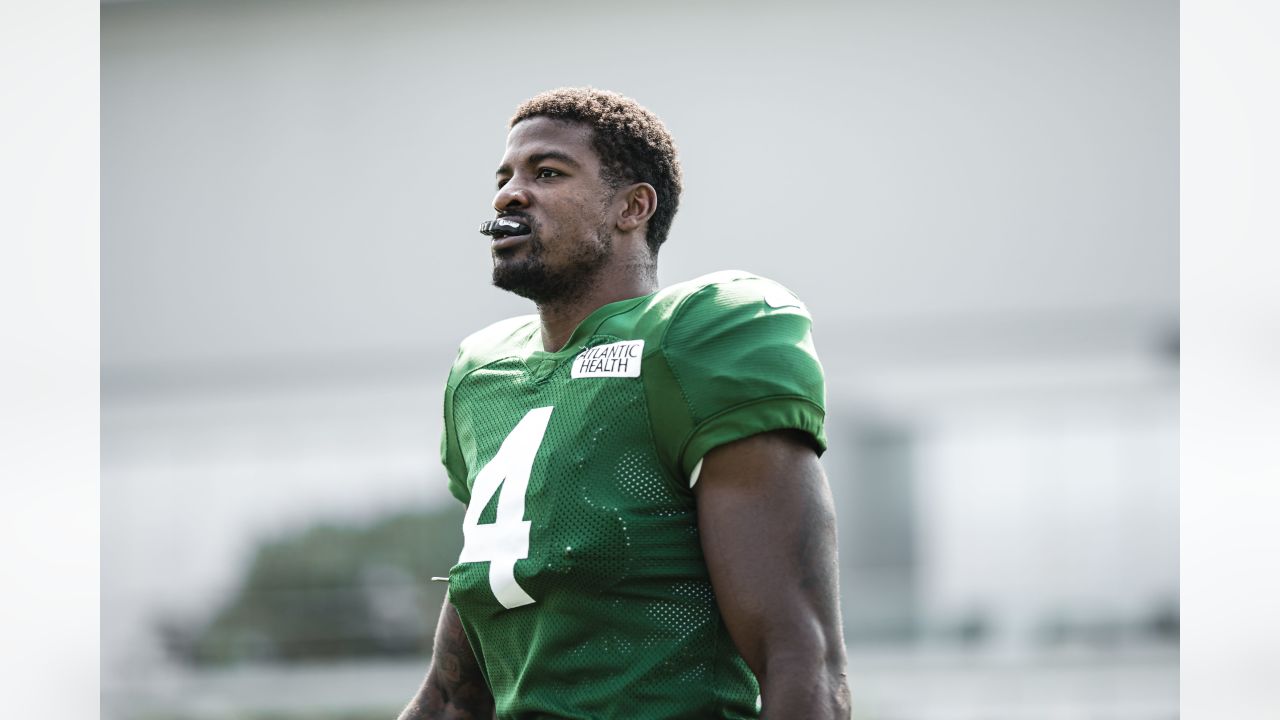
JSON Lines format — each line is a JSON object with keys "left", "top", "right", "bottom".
{"left": 440, "top": 270, "right": 827, "bottom": 719}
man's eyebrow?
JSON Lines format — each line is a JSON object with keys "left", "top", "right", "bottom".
{"left": 495, "top": 151, "right": 583, "bottom": 177}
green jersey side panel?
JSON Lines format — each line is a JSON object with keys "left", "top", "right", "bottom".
{"left": 440, "top": 271, "right": 825, "bottom": 719}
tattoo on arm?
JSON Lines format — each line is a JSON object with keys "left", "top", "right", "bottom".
{"left": 398, "top": 601, "right": 495, "bottom": 720}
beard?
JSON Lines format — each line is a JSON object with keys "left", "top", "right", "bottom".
{"left": 492, "top": 222, "right": 614, "bottom": 306}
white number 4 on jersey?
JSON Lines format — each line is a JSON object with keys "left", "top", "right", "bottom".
{"left": 456, "top": 406, "right": 553, "bottom": 609}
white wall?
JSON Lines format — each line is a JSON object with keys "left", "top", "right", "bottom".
{"left": 103, "top": 0, "right": 1177, "bottom": 376}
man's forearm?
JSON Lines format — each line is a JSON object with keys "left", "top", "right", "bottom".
{"left": 757, "top": 650, "right": 851, "bottom": 719}
{"left": 398, "top": 601, "right": 494, "bottom": 720}
{"left": 396, "top": 675, "right": 493, "bottom": 720}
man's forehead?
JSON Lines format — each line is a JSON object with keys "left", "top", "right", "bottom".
{"left": 502, "top": 117, "right": 595, "bottom": 159}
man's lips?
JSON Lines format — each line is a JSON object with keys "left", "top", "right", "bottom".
{"left": 490, "top": 232, "right": 531, "bottom": 252}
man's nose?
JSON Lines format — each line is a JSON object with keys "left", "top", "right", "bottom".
{"left": 493, "top": 179, "right": 530, "bottom": 212}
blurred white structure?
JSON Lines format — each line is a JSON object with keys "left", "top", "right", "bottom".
{"left": 102, "top": 0, "right": 1178, "bottom": 717}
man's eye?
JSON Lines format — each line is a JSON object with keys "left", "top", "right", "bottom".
{"left": 496, "top": 178, "right": 509, "bottom": 190}
{"left": 537, "top": 168, "right": 562, "bottom": 179}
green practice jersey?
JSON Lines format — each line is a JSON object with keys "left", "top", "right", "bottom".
{"left": 441, "top": 270, "right": 827, "bottom": 719}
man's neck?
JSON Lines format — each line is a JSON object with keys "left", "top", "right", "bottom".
{"left": 536, "top": 269, "right": 657, "bottom": 352}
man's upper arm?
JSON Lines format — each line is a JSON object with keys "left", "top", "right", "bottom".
{"left": 695, "top": 429, "right": 850, "bottom": 718}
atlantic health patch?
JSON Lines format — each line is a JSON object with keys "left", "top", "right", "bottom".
{"left": 571, "top": 339, "right": 644, "bottom": 378}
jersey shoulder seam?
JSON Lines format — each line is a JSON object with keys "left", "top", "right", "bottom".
{"left": 448, "top": 314, "right": 539, "bottom": 387}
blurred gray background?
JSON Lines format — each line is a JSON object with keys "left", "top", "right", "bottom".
{"left": 102, "top": 0, "right": 1178, "bottom": 718}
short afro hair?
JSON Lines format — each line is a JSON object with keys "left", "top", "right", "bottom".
{"left": 510, "top": 88, "right": 683, "bottom": 255}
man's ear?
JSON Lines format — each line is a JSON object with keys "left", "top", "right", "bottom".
{"left": 616, "top": 183, "right": 658, "bottom": 233}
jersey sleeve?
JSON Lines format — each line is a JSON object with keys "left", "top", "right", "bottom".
{"left": 440, "top": 351, "right": 471, "bottom": 505}
{"left": 437, "top": 315, "right": 540, "bottom": 506}
{"left": 657, "top": 275, "right": 827, "bottom": 482}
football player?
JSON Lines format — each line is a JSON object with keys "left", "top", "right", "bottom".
{"left": 398, "top": 88, "right": 850, "bottom": 719}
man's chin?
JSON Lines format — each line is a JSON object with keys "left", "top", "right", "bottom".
{"left": 492, "top": 258, "right": 545, "bottom": 300}
{"left": 491, "top": 230, "right": 611, "bottom": 305}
